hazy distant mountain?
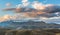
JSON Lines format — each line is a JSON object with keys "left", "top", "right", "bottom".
{"left": 0, "top": 20, "right": 60, "bottom": 30}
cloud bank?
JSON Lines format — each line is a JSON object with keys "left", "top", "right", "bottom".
{"left": 3, "top": 4, "right": 60, "bottom": 17}
{"left": 0, "top": 14, "right": 60, "bottom": 24}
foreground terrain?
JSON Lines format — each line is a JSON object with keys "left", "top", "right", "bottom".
{"left": 0, "top": 28, "right": 60, "bottom": 35}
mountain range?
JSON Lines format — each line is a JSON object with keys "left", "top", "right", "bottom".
{"left": 0, "top": 20, "right": 60, "bottom": 30}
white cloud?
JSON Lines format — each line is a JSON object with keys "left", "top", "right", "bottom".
{"left": 6, "top": 3, "right": 11, "bottom": 7}
{"left": 16, "top": 0, "right": 56, "bottom": 11}
{"left": 32, "top": 1, "right": 46, "bottom": 10}
{"left": 22, "top": 0, "right": 28, "bottom": 3}
{"left": 0, "top": 15, "right": 11, "bottom": 22}
{"left": 32, "top": 1, "right": 55, "bottom": 10}
{"left": 16, "top": 4, "right": 21, "bottom": 8}
{"left": 16, "top": 0, "right": 30, "bottom": 8}
{"left": 42, "top": 16, "right": 60, "bottom": 24}
{"left": 22, "top": 0, "right": 30, "bottom": 7}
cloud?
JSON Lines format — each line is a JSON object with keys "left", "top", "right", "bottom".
{"left": 22, "top": 0, "right": 28, "bottom": 3}
{"left": 3, "top": 4, "right": 60, "bottom": 17}
{"left": 2, "top": 0, "right": 60, "bottom": 18}
{"left": 32, "top": 2, "right": 60, "bottom": 13}
{"left": 3, "top": 2, "right": 60, "bottom": 13}
{"left": 0, "top": 14, "right": 39, "bottom": 22}
{"left": 6, "top": 3, "right": 11, "bottom": 7}
{"left": 3, "top": 8, "right": 16, "bottom": 11}
{"left": 32, "top": 1, "right": 46, "bottom": 10}
{"left": 1, "top": 14, "right": 60, "bottom": 24}
{"left": 0, "top": 15, "right": 12, "bottom": 22}
{"left": 0, "top": 14, "right": 49, "bottom": 23}
{"left": 42, "top": 16, "right": 60, "bottom": 24}
{"left": 45, "top": 5, "right": 60, "bottom": 13}
{"left": 16, "top": 0, "right": 30, "bottom": 8}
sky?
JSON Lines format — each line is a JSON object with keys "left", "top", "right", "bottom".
{"left": 0, "top": 0, "right": 60, "bottom": 16}
{"left": 0, "top": 0, "right": 60, "bottom": 24}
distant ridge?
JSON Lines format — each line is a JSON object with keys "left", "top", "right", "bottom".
{"left": 0, "top": 20, "right": 60, "bottom": 30}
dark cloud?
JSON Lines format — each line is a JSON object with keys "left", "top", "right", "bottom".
{"left": 45, "top": 5, "right": 60, "bottom": 13}
{"left": 3, "top": 8, "right": 16, "bottom": 11}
